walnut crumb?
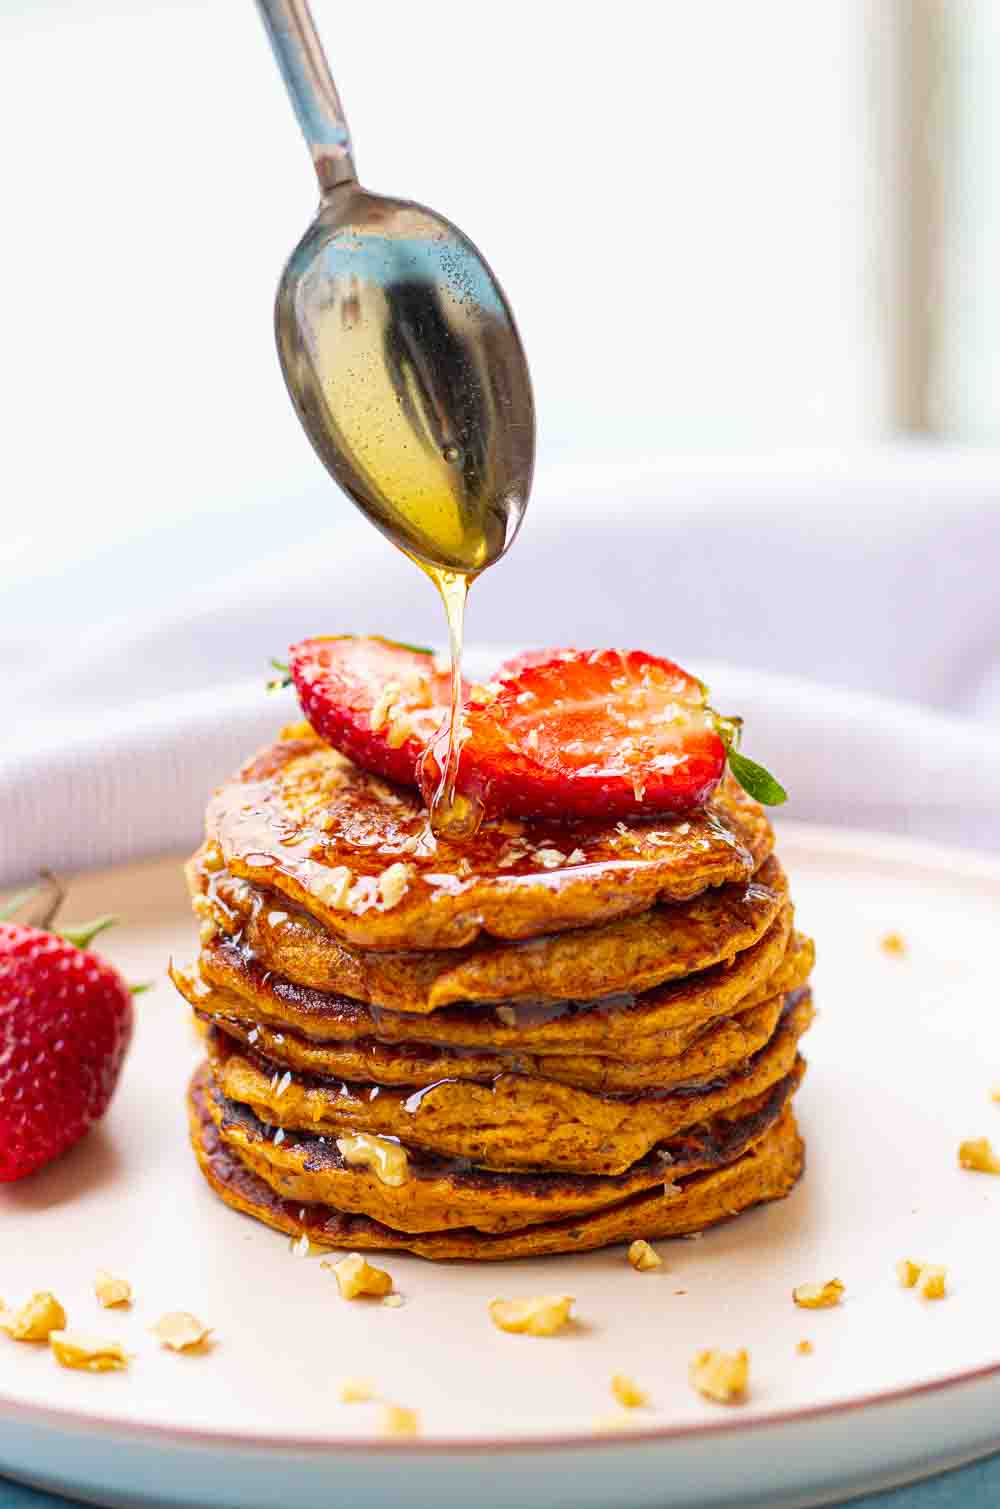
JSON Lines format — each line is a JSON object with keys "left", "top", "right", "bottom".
{"left": 0, "top": 1292, "right": 66, "bottom": 1343}
{"left": 534, "top": 848, "right": 566, "bottom": 870}
{"left": 917, "top": 1265, "right": 947, "bottom": 1300}
{"left": 379, "top": 1404, "right": 420, "bottom": 1437}
{"left": 50, "top": 1331, "right": 128, "bottom": 1372}
{"left": 610, "top": 1373, "right": 648, "bottom": 1408}
{"left": 689, "top": 1348, "right": 749, "bottom": 1404}
{"left": 959, "top": 1137, "right": 1000, "bottom": 1173}
{"left": 627, "top": 1238, "right": 663, "bottom": 1272}
{"left": 796, "top": 1340, "right": 814, "bottom": 1356}
{"left": 880, "top": 932, "right": 907, "bottom": 956}
{"left": 487, "top": 1295, "right": 574, "bottom": 1336}
{"left": 337, "top": 1133, "right": 409, "bottom": 1187}
{"left": 495, "top": 1005, "right": 517, "bottom": 1027}
{"left": 94, "top": 1272, "right": 132, "bottom": 1310}
{"left": 897, "top": 1258, "right": 922, "bottom": 1289}
{"left": 377, "top": 862, "right": 411, "bottom": 911}
{"left": 332, "top": 1253, "right": 394, "bottom": 1300}
{"left": 338, "top": 1377, "right": 376, "bottom": 1403}
{"left": 151, "top": 1312, "right": 213, "bottom": 1352}
{"left": 313, "top": 865, "right": 352, "bottom": 910}
{"left": 792, "top": 1279, "right": 845, "bottom": 1310}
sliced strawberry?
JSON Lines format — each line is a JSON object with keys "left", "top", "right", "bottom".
{"left": 289, "top": 636, "right": 460, "bottom": 787}
{"left": 423, "top": 649, "right": 726, "bottom": 822}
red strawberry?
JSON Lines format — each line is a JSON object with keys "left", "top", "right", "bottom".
{"left": 0, "top": 920, "right": 134, "bottom": 1182}
{"left": 421, "top": 649, "right": 727, "bottom": 822}
{"left": 288, "top": 636, "right": 460, "bottom": 787}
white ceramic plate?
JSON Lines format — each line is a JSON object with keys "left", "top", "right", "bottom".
{"left": 1, "top": 824, "right": 999, "bottom": 1509}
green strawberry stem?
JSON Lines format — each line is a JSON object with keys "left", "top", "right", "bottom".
{"left": 709, "top": 707, "right": 788, "bottom": 807}
{"left": 0, "top": 871, "right": 66, "bottom": 931}
{"left": 59, "top": 916, "right": 117, "bottom": 950}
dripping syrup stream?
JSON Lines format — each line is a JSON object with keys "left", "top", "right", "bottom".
{"left": 424, "top": 567, "right": 484, "bottom": 841}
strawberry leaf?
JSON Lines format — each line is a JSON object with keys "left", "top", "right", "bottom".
{"left": 726, "top": 749, "right": 788, "bottom": 806}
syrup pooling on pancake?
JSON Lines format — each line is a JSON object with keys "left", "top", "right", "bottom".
{"left": 203, "top": 731, "right": 774, "bottom": 949}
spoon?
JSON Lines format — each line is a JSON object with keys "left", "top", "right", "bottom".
{"left": 255, "top": 0, "right": 536, "bottom": 579}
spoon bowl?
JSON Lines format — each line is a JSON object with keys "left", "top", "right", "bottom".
{"left": 275, "top": 185, "right": 535, "bottom": 575}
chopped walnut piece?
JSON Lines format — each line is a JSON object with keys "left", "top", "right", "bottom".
{"left": 796, "top": 1340, "right": 814, "bottom": 1356}
{"left": 487, "top": 1295, "right": 574, "bottom": 1336}
{"left": 959, "top": 1137, "right": 1000, "bottom": 1173}
{"left": 880, "top": 932, "right": 907, "bottom": 956}
{"left": 94, "top": 1272, "right": 132, "bottom": 1310}
{"left": 379, "top": 1404, "right": 420, "bottom": 1437}
{"left": 50, "top": 1331, "right": 128, "bottom": 1373}
{"left": 792, "top": 1279, "right": 845, "bottom": 1310}
{"left": 610, "top": 1373, "right": 648, "bottom": 1408}
{"left": 151, "top": 1312, "right": 213, "bottom": 1352}
{"left": 689, "top": 1348, "right": 749, "bottom": 1404}
{"left": 313, "top": 865, "right": 352, "bottom": 910}
{"left": 333, "top": 1253, "right": 394, "bottom": 1300}
{"left": 917, "top": 1265, "right": 947, "bottom": 1300}
{"left": 897, "top": 1258, "right": 921, "bottom": 1289}
{"left": 0, "top": 1292, "right": 67, "bottom": 1342}
{"left": 338, "top": 1377, "right": 376, "bottom": 1403}
{"left": 534, "top": 848, "right": 566, "bottom": 870}
{"left": 377, "top": 863, "right": 411, "bottom": 911}
{"left": 495, "top": 1005, "right": 517, "bottom": 1028}
{"left": 337, "top": 1133, "right": 409, "bottom": 1187}
{"left": 627, "top": 1239, "right": 663, "bottom": 1272}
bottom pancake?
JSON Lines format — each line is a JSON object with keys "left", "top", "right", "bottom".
{"left": 188, "top": 1072, "right": 804, "bottom": 1260}
{"left": 196, "top": 1057, "right": 804, "bottom": 1234}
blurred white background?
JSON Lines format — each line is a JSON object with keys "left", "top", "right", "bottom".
{"left": 2, "top": 3, "right": 1000, "bottom": 775}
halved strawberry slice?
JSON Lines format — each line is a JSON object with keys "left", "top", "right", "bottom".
{"left": 288, "top": 636, "right": 459, "bottom": 787}
{"left": 422, "top": 649, "right": 727, "bottom": 822}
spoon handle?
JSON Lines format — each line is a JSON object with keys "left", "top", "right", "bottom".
{"left": 255, "top": 0, "right": 356, "bottom": 193}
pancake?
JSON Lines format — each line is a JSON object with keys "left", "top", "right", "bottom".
{"left": 204, "top": 990, "right": 813, "bottom": 1175}
{"left": 190, "top": 993, "right": 786, "bottom": 1093}
{"left": 198, "top": 1059, "right": 804, "bottom": 1234}
{"left": 201, "top": 731, "right": 774, "bottom": 949}
{"left": 190, "top": 853, "right": 788, "bottom": 1013}
{"left": 175, "top": 918, "right": 812, "bottom": 1075}
{"left": 189, "top": 1075, "right": 805, "bottom": 1260}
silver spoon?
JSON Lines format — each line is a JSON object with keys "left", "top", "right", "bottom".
{"left": 255, "top": 0, "right": 536, "bottom": 580}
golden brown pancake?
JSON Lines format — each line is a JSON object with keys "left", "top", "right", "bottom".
{"left": 204, "top": 991, "right": 812, "bottom": 1175}
{"left": 201, "top": 731, "right": 773, "bottom": 949}
{"left": 175, "top": 919, "right": 812, "bottom": 1077}
{"left": 189, "top": 1074, "right": 805, "bottom": 1259}
{"left": 190, "top": 853, "right": 788, "bottom": 1013}
{"left": 197, "top": 1060, "right": 803, "bottom": 1234}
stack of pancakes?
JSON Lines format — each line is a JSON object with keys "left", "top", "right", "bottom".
{"left": 175, "top": 724, "right": 814, "bottom": 1260}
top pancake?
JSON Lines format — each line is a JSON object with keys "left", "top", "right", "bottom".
{"left": 201, "top": 728, "right": 773, "bottom": 950}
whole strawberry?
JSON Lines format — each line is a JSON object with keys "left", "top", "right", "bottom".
{"left": 0, "top": 907, "right": 134, "bottom": 1182}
